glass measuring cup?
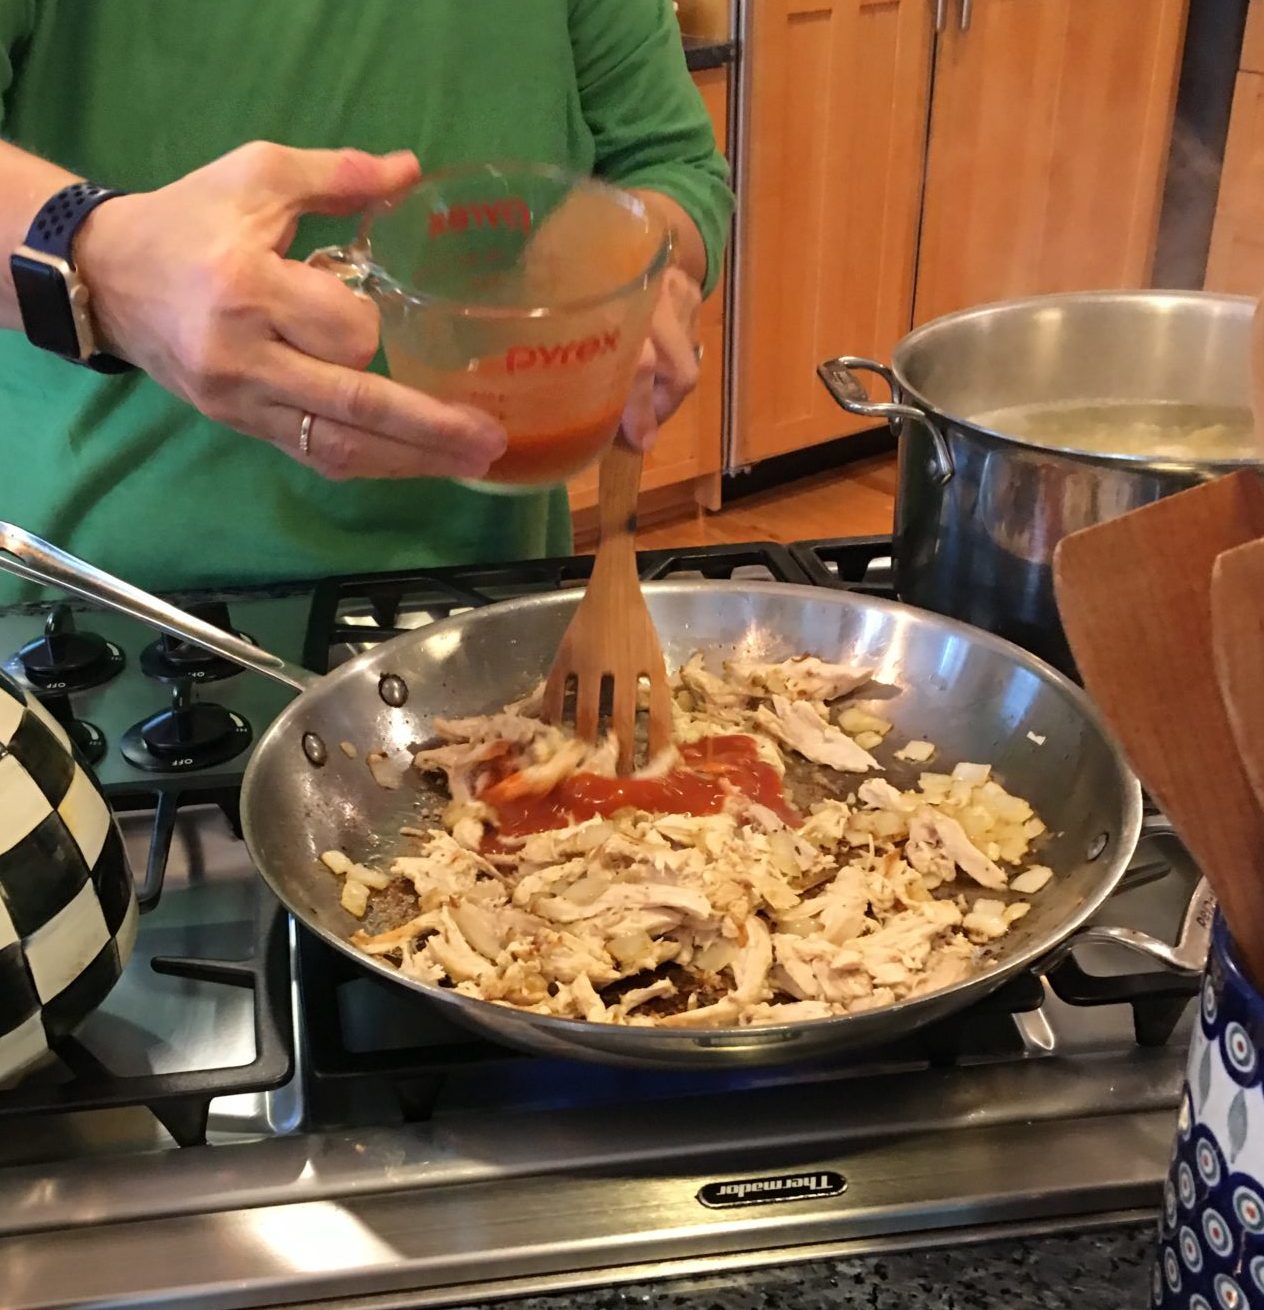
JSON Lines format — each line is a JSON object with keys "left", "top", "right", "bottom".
{"left": 308, "top": 162, "right": 672, "bottom": 493}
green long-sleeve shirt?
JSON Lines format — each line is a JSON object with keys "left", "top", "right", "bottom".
{"left": 0, "top": 0, "right": 732, "bottom": 599}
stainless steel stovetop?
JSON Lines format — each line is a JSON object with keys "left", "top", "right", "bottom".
{"left": 0, "top": 542, "right": 1200, "bottom": 1310}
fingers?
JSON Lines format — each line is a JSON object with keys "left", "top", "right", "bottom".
{"left": 621, "top": 341, "right": 660, "bottom": 452}
{"left": 649, "top": 270, "right": 702, "bottom": 424}
{"left": 267, "top": 343, "right": 503, "bottom": 451}
{"left": 255, "top": 404, "right": 500, "bottom": 482}
{"left": 258, "top": 341, "right": 507, "bottom": 473}
{"left": 267, "top": 257, "right": 381, "bottom": 368}
{"left": 663, "top": 266, "right": 703, "bottom": 337}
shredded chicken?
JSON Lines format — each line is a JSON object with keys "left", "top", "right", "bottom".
{"left": 728, "top": 655, "right": 875, "bottom": 702}
{"left": 323, "top": 648, "right": 1053, "bottom": 1029}
{"left": 755, "top": 696, "right": 881, "bottom": 773}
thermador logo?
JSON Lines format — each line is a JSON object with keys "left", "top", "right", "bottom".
{"left": 696, "top": 1171, "right": 847, "bottom": 1209}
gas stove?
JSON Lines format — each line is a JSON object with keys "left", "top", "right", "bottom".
{"left": 0, "top": 541, "right": 1199, "bottom": 1310}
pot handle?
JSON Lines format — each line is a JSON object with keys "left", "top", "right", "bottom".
{"left": 816, "top": 356, "right": 954, "bottom": 486}
{"left": 1046, "top": 872, "right": 1215, "bottom": 977}
{"left": 0, "top": 522, "right": 320, "bottom": 694}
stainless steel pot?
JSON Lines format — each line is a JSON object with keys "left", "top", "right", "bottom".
{"left": 819, "top": 291, "right": 1261, "bottom": 671}
{"left": 0, "top": 523, "right": 1208, "bottom": 1069}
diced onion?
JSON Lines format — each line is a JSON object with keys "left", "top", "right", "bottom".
{"left": 367, "top": 750, "right": 404, "bottom": 790}
{"left": 609, "top": 931, "right": 654, "bottom": 965}
{"left": 346, "top": 862, "right": 392, "bottom": 890}
{"left": 871, "top": 810, "right": 907, "bottom": 840}
{"left": 978, "top": 781, "right": 1033, "bottom": 824}
{"left": 959, "top": 805, "right": 995, "bottom": 844}
{"left": 895, "top": 740, "right": 936, "bottom": 763}
{"left": 340, "top": 880, "right": 370, "bottom": 918}
{"left": 565, "top": 872, "right": 613, "bottom": 905}
{"left": 574, "top": 821, "right": 615, "bottom": 852}
{"left": 839, "top": 708, "right": 893, "bottom": 737}
{"left": 1011, "top": 865, "right": 1054, "bottom": 895}
{"left": 995, "top": 829, "right": 1031, "bottom": 864}
{"left": 694, "top": 939, "right": 738, "bottom": 973}
{"left": 918, "top": 773, "right": 952, "bottom": 801}
{"left": 768, "top": 829, "right": 802, "bottom": 877}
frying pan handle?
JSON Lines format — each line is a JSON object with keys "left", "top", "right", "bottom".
{"left": 1048, "top": 876, "right": 1215, "bottom": 976}
{"left": 0, "top": 522, "right": 320, "bottom": 693}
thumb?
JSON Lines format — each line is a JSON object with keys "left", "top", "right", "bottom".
{"left": 274, "top": 147, "right": 421, "bottom": 217}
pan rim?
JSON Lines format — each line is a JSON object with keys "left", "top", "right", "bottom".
{"left": 241, "top": 579, "right": 1144, "bottom": 1049}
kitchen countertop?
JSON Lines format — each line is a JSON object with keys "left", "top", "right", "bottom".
{"left": 683, "top": 34, "right": 737, "bottom": 72}
{"left": 455, "top": 1225, "right": 1154, "bottom": 1309}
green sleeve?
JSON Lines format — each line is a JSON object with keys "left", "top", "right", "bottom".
{"left": 0, "top": 0, "right": 33, "bottom": 131}
{"left": 568, "top": 0, "right": 734, "bottom": 297}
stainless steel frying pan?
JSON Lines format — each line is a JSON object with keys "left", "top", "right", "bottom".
{"left": 0, "top": 523, "right": 1208, "bottom": 1068}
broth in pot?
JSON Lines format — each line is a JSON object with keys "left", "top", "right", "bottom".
{"left": 969, "top": 400, "right": 1256, "bottom": 464}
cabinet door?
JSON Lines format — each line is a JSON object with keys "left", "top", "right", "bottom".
{"left": 735, "top": 0, "right": 933, "bottom": 465}
{"left": 1245, "top": 0, "right": 1264, "bottom": 73}
{"left": 567, "top": 66, "right": 728, "bottom": 513}
{"left": 1205, "top": 72, "right": 1264, "bottom": 294}
{"left": 1206, "top": 3, "right": 1264, "bottom": 293}
{"left": 915, "top": 0, "right": 1189, "bottom": 325}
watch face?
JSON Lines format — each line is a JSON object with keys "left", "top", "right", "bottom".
{"left": 9, "top": 253, "right": 82, "bottom": 359}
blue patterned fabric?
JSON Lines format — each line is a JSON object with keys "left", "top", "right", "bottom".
{"left": 1155, "top": 916, "right": 1264, "bottom": 1310}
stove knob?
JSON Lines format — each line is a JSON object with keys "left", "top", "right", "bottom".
{"left": 19, "top": 605, "right": 122, "bottom": 691}
{"left": 140, "top": 683, "right": 238, "bottom": 761}
{"left": 37, "top": 690, "right": 107, "bottom": 766}
{"left": 157, "top": 601, "right": 235, "bottom": 669}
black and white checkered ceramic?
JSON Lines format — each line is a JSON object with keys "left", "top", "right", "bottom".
{"left": 0, "top": 668, "right": 136, "bottom": 1085}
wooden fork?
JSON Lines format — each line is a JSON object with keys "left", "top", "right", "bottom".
{"left": 542, "top": 439, "right": 672, "bottom": 773}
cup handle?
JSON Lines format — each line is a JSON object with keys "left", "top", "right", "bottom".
{"left": 305, "top": 243, "right": 373, "bottom": 293}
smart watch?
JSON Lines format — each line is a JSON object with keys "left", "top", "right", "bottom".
{"left": 9, "top": 181, "right": 134, "bottom": 374}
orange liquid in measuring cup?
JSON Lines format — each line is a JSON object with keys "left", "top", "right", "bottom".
{"left": 384, "top": 337, "right": 633, "bottom": 488}
{"left": 486, "top": 407, "right": 623, "bottom": 484}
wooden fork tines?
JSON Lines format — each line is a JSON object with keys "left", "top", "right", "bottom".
{"left": 542, "top": 440, "right": 673, "bottom": 773}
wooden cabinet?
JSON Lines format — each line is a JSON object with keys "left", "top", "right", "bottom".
{"left": 735, "top": 0, "right": 933, "bottom": 465}
{"left": 735, "top": 0, "right": 1188, "bottom": 464}
{"left": 1205, "top": 4, "right": 1264, "bottom": 294}
{"left": 915, "top": 0, "right": 1188, "bottom": 322}
{"left": 1245, "top": 0, "right": 1264, "bottom": 73}
{"left": 567, "top": 66, "right": 729, "bottom": 516}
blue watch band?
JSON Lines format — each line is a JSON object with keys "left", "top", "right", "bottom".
{"left": 19, "top": 182, "right": 134, "bottom": 374}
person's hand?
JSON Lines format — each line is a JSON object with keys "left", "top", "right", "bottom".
{"left": 74, "top": 142, "right": 507, "bottom": 481}
{"left": 621, "top": 266, "right": 703, "bottom": 452}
